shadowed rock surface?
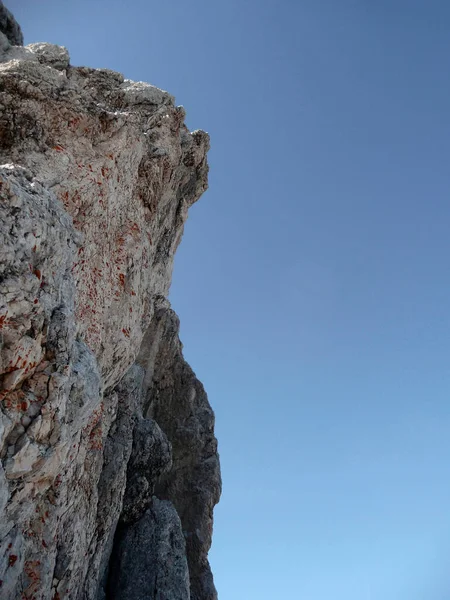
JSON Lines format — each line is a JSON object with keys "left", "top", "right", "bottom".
{"left": 108, "top": 499, "right": 190, "bottom": 600}
{"left": 0, "top": 1, "right": 23, "bottom": 45}
{"left": 0, "top": 3, "right": 221, "bottom": 599}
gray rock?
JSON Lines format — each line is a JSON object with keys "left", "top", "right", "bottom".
{"left": 137, "top": 304, "right": 222, "bottom": 600}
{"left": 0, "top": 5, "right": 219, "bottom": 600}
{"left": 108, "top": 498, "right": 191, "bottom": 600}
{"left": 84, "top": 366, "right": 142, "bottom": 600}
{"left": 27, "top": 42, "right": 70, "bottom": 70}
{"left": 121, "top": 418, "right": 172, "bottom": 524}
{"left": 0, "top": 2, "right": 23, "bottom": 46}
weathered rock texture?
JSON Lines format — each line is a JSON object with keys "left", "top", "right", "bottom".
{"left": 0, "top": 1, "right": 23, "bottom": 46}
{"left": 0, "top": 3, "right": 221, "bottom": 599}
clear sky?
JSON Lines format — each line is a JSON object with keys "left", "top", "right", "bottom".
{"left": 11, "top": 1, "right": 450, "bottom": 598}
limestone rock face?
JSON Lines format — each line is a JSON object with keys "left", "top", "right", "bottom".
{"left": 0, "top": 3, "right": 221, "bottom": 599}
{"left": 0, "top": 1, "right": 23, "bottom": 46}
{"left": 108, "top": 499, "right": 191, "bottom": 600}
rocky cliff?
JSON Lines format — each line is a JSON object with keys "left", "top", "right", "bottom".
{"left": 0, "top": 3, "right": 221, "bottom": 599}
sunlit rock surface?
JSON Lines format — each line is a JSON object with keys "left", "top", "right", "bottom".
{"left": 0, "top": 3, "right": 220, "bottom": 599}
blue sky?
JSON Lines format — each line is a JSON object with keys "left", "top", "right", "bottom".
{"left": 11, "top": 1, "right": 450, "bottom": 598}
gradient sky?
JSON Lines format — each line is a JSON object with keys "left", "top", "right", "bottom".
{"left": 11, "top": 1, "right": 450, "bottom": 598}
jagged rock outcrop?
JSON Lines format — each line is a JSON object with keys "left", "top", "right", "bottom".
{"left": 0, "top": 3, "right": 221, "bottom": 599}
{"left": 0, "top": 1, "right": 23, "bottom": 46}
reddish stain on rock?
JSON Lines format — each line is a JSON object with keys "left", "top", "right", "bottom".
{"left": 8, "top": 554, "right": 18, "bottom": 567}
